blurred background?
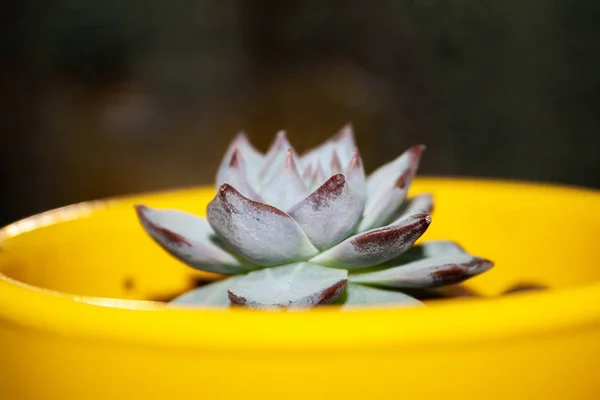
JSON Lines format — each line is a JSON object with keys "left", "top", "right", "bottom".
{"left": 1, "top": 0, "right": 599, "bottom": 225}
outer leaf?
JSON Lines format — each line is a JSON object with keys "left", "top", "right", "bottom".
{"left": 260, "top": 150, "right": 308, "bottom": 211}
{"left": 334, "top": 283, "right": 424, "bottom": 309}
{"left": 207, "top": 184, "right": 319, "bottom": 266}
{"left": 288, "top": 174, "right": 364, "bottom": 250}
{"left": 169, "top": 276, "right": 241, "bottom": 306}
{"left": 227, "top": 263, "right": 348, "bottom": 308}
{"left": 135, "top": 205, "right": 248, "bottom": 274}
{"left": 359, "top": 145, "right": 425, "bottom": 231}
{"left": 349, "top": 254, "right": 494, "bottom": 289}
{"left": 310, "top": 213, "right": 431, "bottom": 269}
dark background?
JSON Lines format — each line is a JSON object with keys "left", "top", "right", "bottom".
{"left": 2, "top": 1, "right": 599, "bottom": 225}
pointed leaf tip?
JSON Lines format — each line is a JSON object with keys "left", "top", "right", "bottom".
{"left": 135, "top": 204, "right": 192, "bottom": 247}
{"left": 288, "top": 173, "right": 364, "bottom": 250}
{"left": 345, "top": 147, "right": 366, "bottom": 198}
{"left": 229, "top": 148, "right": 241, "bottom": 168}
{"left": 216, "top": 147, "right": 262, "bottom": 201}
{"left": 311, "top": 213, "right": 431, "bottom": 269}
{"left": 135, "top": 205, "right": 248, "bottom": 274}
{"left": 348, "top": 147, "right": 363, "bottom": 169}
{"left": 349, "top": 254, "right": 494, "bottom": 289}
{"left": 259, "top": 130, "right": 298, "bottom": 185}
{"left": 333, "top": 124, "right": 357, "bottom": 165}
{"left": 260, "top": 149, "right": 308, "bottom": 211}
{"left": 395, "top": 145, "right": 426, "bottom": 189}
{"left": 361, "top": 144, "right": 427, "bottom": 230}
{"left": 217, "top": 131, "right": 263, "bottom": 188}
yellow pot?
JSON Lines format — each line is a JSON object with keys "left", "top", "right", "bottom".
{"left": 1, "top": 178, "right": 599, "bottom": 400}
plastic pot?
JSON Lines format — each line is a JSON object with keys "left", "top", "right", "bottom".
{"left": 1, "top": 178, "right": 599, "bottom": 399}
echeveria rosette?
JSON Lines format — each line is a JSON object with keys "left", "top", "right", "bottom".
{"left": 135, "top": 125, "right": 494, "bottom": 309}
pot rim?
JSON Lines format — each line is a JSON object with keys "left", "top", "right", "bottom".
{"left": 1, "top": 177, "right": 599, "bottom": 350}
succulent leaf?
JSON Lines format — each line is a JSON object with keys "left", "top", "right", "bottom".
{"left": 410, "top": 240, "right": 466, "bottom": 257}
{"left": 349, "top": 254, "right": 494, "bottom": 289}
{"left": 288, "top": 174, "right": 364, "bottom": 250}
{"left": 385, "top": 240, "right": 466, "bottom": 265}
{"left": 359, "top": 145, "right": 425, "bottom": 231}
{"left": 345, "top": 148, "right": 366, "bottom": 199}
{"left": 260, "top": 150, "right": 308, "bottom": 211}
{"left": 393, "top": 193, "right": 434, "bottom": 221}
{"left": 216, "top": 149, "right": 263, "bottom": 201}
{"left": 332, "top": 123, "right": 357, "bottom": 166}
{"left": 310, "top": 213, "right": 431, "bottom": 269}
{"left": 301, "top": 163, "right": 314, "bottom": 183}
{"left": 308, "top": 162, "right": 327, "bottom": 192}
{"left": 135, "top": 205, "right": 249, "bottom": 274}
{"left": 136, "top": 125, "right": 495, "bottom": 309}
{"left": 216, "top": 132, "right": 263, "bottom": 187}
{"left": 259, "top": 131, "right": 299, "bottom": 185}
{"left": 207, "top": 184, "right": 319, "bottom": 266}
{"left": 334, "top": 283, "right": 424, "bottom": 309}
{"left": 300, "top": 123, "right": 356, "bottom": 174}
{"left": 169, "top": 276, "right": 241, "bottom": 306}
{"left": 227, "top": 263, "right": 348, "bottom": 308}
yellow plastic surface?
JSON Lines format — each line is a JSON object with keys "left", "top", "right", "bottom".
{"left": 0, "top": 178, "right": 599, "bottom": 399}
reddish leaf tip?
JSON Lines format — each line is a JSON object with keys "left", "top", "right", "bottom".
{"left": 430, "top": 266, "right": 469, "bottom": 284}
{"left": 295, "top": 173, "right": 346, "bottom": 213}
{"left": 134, "top": 204, "right": 148, "bottom": 215}
{"left": 412, "top": 144, "right": 426, "bottom": 154}
{"left": 227, "top": 290, "right": 247, "bottom": 305}
{"left": 352, "top": 213, "right": 431, "bottom": 251}
{"left": 135, "top": 206, "right": 192, "bottom": 247}
{"left": 395, "top": 146, "right": 426, "bottom": 189}
{"left": 218, "top": 183, "right": 233, "bottom": 194}
{"left": 217, "top": 183, "right": 288, "bottom": 217}
{"left": 395, "top": 169, "right": 412, "bottom": 189}
{"left": 229, "top": 148, "right": 241, "bottom": 168}
{"left": 285, "top": 149, "right": 297, "bottom": 167}
{"left": 317, "top": 173, "right": 346, "bottom": 195}
{"left": 317, "top": 279, "right": 348, "bottom": 305}
{"left": 473, "top": 257, "right": 495, "bottom": 270}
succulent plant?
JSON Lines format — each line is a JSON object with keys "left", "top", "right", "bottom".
{"left": 135, "top": 125, "right": 493, "bottom": 309}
